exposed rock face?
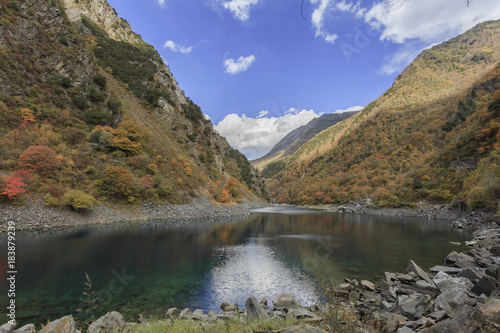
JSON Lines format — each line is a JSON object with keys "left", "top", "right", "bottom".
{"left": 87, "top": 311, "right": 125, "bottom": 333}
{"left": 41, "top": 315, "right": 77, "bottom": 333}
{"left": 245, "top": 296, "right": 268, "bottom": 322}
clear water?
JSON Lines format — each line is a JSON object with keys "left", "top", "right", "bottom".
{"left": 0, "top": 209, "right": 471, "bottom": 327}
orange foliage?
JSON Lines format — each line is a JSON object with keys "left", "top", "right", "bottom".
{"left": 2, "top": 175, "right": 27, "bottom": 199}
{"left": 18, "top": 145, "right": 61, "bottom": 174}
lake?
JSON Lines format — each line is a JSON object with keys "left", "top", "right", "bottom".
{"left": 0, "top": 208, "right": 471, "bottom": 326}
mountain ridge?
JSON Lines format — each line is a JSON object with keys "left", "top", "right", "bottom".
{"left": 252, "top": 111, "right": 358, "bottom": 170}
{"left": 265, "top": 19, "right": 500, "bottom": 211}
{"left": 0, "top": 0, "right": 270, "bottom": 209}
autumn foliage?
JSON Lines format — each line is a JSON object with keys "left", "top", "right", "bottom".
{"left": 97, "top": 165, "right": 134, "bottom": 198}
{"left": 18, "top": 145, "right": 61, "bottom": 174}
{"left": 1, "top": 175, "right": 27, "bottom": 199}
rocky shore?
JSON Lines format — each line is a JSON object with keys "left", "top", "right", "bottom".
{"left": 1, "top": 200, "right": 499, "bottom": 332}
{"left": 0, "top": 196, "right": 271, "bottom": 233}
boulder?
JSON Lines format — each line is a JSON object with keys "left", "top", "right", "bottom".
{"left": 427, "top": 310, "right": 448, "bottom": 322}
{"left": 486, "top": 263, "right": 500, "bottom": 280}
{"left": 397, "top": 327, "right": 415, "bottom": 333}
{"left": 421, "top": 305, "right": 477, "bottom": 333}
{"left": 467, "top": 247, "right": 492, "bottom": 261}
{"left": 471, "top": 275, "right": 499, "bottom": 296}
{"left": 429, "top": 266, "right": 463, "bottom": 274}
{"left": 273, "top": 294, "right": 301, "bottom": 310}
{"left": 360, "top": 280, "right": 376, "bottom": 291}
{"left": 246, "top": 295, "right": 268, "bottom": 322}
{"left": 286, "top": 308, "right": 318, "bottom": 320}
{"left": 165, "top": 307, "right": 177, "bottom": 318}
{"left": 374, "top": 312, "right": 406, "bottom": 332}
{"left": 432, "top": 271, "right": 473, "bottom": 292}
{"left": 0, "top": 323, "right": 15, "bottom": 333}
{"left": 443, "top": 251, "right": 477, "bottom": 269}
{"left": 391, "top": 293, "right": 432, "bottom": 320}
{"left": 88, "top": 312, "right": 124, "bottom": 333}
{"left": 478, "top": 297, "right": 500, "bottom": 324}
{"left": 192, "top": 309, "right": 204, "bottom": 320}
{"left": 276, "top": 324, "right": 327, "bottom": 333}
{"left": 434, "top": 287, "right": 475, "bottom": 313}
{"left": 457, "top": 268, "right": 484, "bottom": 283}
{"left": 42, "top": 315, "right": 77, "bottom": 333}
{"left": 13, "top": 324, "right": 35, "bottom": 333}
{"left": 407, "top": 260, "right": 435, "bottom": 287}
{"left": 178, "top": 308, "right": 194, "bottom": 320}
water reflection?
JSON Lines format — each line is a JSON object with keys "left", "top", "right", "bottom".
{"left": 0, "top": 210, "right": 470, "bottom": 327}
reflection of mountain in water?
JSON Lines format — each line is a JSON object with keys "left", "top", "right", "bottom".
{"left": 0, "top": 211, "right": 470, "bottom": 327}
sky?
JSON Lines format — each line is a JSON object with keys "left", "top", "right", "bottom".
{"left": 106, "top": 0, "right": 500, "bottom": 159}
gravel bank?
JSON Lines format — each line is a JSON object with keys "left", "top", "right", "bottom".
{"left": 0, "top": 197, "right": 272, "bottom": 233}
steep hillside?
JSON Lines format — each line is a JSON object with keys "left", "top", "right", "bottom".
{"left": 267, "top": 20, "right": 500, "bottom": 211}
{"left": 0, "top": 0, "right": 270, "bottom": 210}
{"left": 253, "top": 111, "right": 358, "bottom": 171}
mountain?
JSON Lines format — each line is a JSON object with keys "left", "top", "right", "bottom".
{"left": 0, "top": 0, "right": 270, "bottom": 209}
{"left": 252, "top": 111, "right": 358, "bottom": 170}
{"left": 265, "top": 20, "right": 500, "bottom": 212}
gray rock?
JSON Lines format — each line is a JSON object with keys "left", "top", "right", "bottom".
{"left": 13, "top": 324, "right": 35, "bottom": 333}
{"left": 471, "top": 275, "right": 499, "bottom": 296}
{"left": 260, "top": 297, "right": 268, "bottom": 307}
{"left": 487, "top": 263, "right": 500, "bottom": 280}
{"left": 0, "top": 323, "right": 15, "bottom": 333}
{"left": 178, "top": 308, "right": 194, "bottom": 320}
{"left": 220, "top": 302, "right": 230, "bottom": 311}
{"left": 286, "top": 308, "right": 318, "bottom": 320}
{"left": 457, "top": 268, "right": 484, "bottom": 283}
{"left": 88, "top": 312, "right": 124, "bottom": 333}
{"left": 245, "top": 295, "right": 269, "bottom": 322}
{"left": 391, "top": 293, "right": 432, "bottom": 320}
{"left": 434, "top": 287, "right": 476, "bottom": 313}
{"left": 427, "top": 310, "right": 448, "bottom": 321}
{"left": 360, "top": 280, "right": 376, "bottom": 291}
{"left": 467, "top": 247, "right": 492, "bottom": 261}
{"left": 429, "top": 265, "right": 463, "bottom": 274}
{"left": 421, "top": 305, "right": 477, "bottom": 333}
{"left": 374, "top": 312, "right": 406, "bottom": 332}
{"left": 221, "top": 303, "right": 237, "bottom": 312}
{"left": 443, "top": 251, "right": 477, "bottom": 269}
{"left": 165, "top": 307, "right": 177, "bottom": 318}
{"left": 478, "top": 297, "right": 500, "bottom": 324}
{"left": 273, "top": 293, "right": 301, "bottom": 310}
{"left": 491, "top": 245, "right": 500, "bottom": 256}
{"left": 397, "top": 327, "right": 415, "bottom": 333}
{"left": 407, "top": 260, "right": 435, "bottom": 287}
{"left": 382, "top": 301, "right": 394, "bottom": 309}
{"left": 192, "top": 309, "right": 204, "bottom": 320}
{"left": 43, "top": 315, "right": 77, "bottom": 333}
{"left": 276, "top": 324, "right": 327, "bottom": 333}
{"left": 432, "top": 271, "right": 473, "bottom": 292}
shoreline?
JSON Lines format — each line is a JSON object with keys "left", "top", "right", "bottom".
{"left": 2, "top": 197, "right": 499, "bottom": 234}
{"left": 0, "top": 196, "right": 272, "bottom": 233}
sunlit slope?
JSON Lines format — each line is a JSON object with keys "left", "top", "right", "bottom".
{"left": 266, "top": 20, "right": 500, "bottom": 210}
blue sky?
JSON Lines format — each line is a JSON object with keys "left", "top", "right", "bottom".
{"left": 106, "top": 0, "right": 500, "bottom": 159}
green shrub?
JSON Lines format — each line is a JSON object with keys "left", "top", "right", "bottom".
{"left": 93, "top": 73, "right": 107, "bottom": 90}
{"left": 43, "top": 193, "right": 60, "bottom": 207}
{"left": 62, "top": 190, "right": 96, "bottom": 211}
{"left": 60, "top": 77, "right": 72, "bottom": 89}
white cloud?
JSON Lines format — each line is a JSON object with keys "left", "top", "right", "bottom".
{"left": 257, "top": 110, "right": 269, "bottom": 118}
{"left": 378, "top": 43, "right": 422, "bottom": 75}
{"left": 163, "top": 40, "right": 194, "bottom": 54}
{"left": 333, "top": 105, "right": 364, "bottom": 113}
{"left": 217, "top": 0, "right": 261, "bottom": 21}
{"left": 157, "top": 0, "right": 166, "bottom": 7}
{"left": 310, "top": 0, "right": 338, "bottom": 44}
{"left": 215, "top": 109, "right": 320, "bottom": 159}
{"left": 223, "top": 55, "right": 256, "bottom": 74}
{"left": 364, "top": 0, "right": 500, "bottom": 44}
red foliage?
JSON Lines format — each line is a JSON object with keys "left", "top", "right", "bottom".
{"left": 2, "top": 176, "right": 27, "bottom": 199}
{"left": 18, "top": 145, "right": 61, "bottom": 174}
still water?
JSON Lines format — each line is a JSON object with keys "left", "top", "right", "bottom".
{"left": 0, "top": 209, "right": 471, "bottom": 326}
